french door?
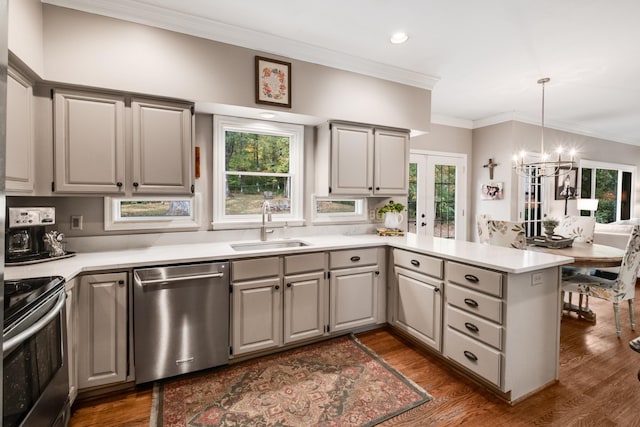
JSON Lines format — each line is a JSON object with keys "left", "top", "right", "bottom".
{"left": 408, "top": 151, "right": 466, "bottom": 239}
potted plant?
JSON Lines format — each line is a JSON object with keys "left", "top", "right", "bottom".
{"left": 379, "top": 201, "right": 406, "bottom": 229}
{"left": 542, "top": 217, "right": 559, "bottom": 237}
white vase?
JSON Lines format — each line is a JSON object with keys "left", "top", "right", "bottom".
{"left": 384, "top": 212, "right": 404, "bottom": 230}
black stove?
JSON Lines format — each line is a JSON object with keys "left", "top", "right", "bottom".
{"left": 4, "top": 276, "right": 65, "bottom": 329}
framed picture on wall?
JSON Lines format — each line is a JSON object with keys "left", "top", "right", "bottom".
{"left": 555, "top": 167, "right": 577, "bottom": 200}
{"left": 481, "top": 182, "right": 504, "bottom": 200}
{"left": 255, "top": 56, "right": 292, "bottom": 108}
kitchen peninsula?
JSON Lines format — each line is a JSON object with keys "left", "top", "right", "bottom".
{"left": 6, "top": 234, "right": 573, "bottom": 404}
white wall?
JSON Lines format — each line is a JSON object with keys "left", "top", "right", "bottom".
{"left": 8, "top": 0, "right": 43, "bottom": 76}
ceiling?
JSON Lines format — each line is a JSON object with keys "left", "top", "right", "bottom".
{"left": 44, "top": 0, "right": 640, "bottom": 146}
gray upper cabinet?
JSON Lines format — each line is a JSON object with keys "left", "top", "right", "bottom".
{"left": 53, "top": 89, "right": 126, "bottom": 193}
{"left": 53, "top": 90, "right": 193, "bottom": 194}
{"left": 6, "top": 68, "right": 34, "bottom": 194}
{"left": 315, "top": 122, "right": 409, "bottom": 197}
{"left": 131, "top": 98, "right": 192, "bottom": 194}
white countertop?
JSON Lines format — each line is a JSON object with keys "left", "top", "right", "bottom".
{"left": 5, "top": 234, "right": 574, "bottom": 281}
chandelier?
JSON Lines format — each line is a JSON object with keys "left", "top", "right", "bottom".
{"left": 513, "top": 77, "right": 575, "bottom": 178}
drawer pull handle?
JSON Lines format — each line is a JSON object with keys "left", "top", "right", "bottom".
{"left": 463, "top": 350, "right": 478, "bottom": 362}
{"left": 464, "top": 298, "right": 479, "bottom": 308}
{"left": 464, "top": 274, "right": 479, "bottom": 283}
{"left": 464, "top": 322, "right": 479, "bottom": 333}
{"left": 410, "top": 260, "right": 420, "bottom": 267}
{"left": 350, "top": 256, "right": 361, "bottom": 262}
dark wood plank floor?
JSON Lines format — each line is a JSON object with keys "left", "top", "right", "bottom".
{"left": 70, "top": 289, "right": 640, "bottom": 426}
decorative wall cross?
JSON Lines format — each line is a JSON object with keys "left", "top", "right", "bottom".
{"left": 483, "top": 158, "right": 498, "bottom": 179}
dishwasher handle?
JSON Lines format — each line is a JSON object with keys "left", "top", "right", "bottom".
{"left": 136, "top": 272, "right": 225, "bottom": 287}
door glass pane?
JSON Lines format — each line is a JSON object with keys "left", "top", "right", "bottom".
{"left": 522, "top": 166, "right": 542, "bottom": 236}
{"left": 407, "top": 162, "right": 417, "bottom": 233}
{"left": 433, "top": 164, "right": 456, "bottom": 239}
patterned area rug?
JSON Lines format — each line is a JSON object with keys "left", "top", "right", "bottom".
{"left": 150, "top": 334, "right": 431, "bottom": 427}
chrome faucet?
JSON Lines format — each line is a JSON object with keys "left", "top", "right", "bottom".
{"left": 260, "top": 201, "right": 274, "bottom": 241}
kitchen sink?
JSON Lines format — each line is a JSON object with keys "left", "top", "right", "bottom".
{"left": 230, "top": 240, "right": 311, "bottom": 251}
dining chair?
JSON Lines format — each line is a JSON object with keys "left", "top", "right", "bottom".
{"left": 562, "top": 225, "right": 640, "bottom": 337}
{"left": 477, "top": 214, "right": 491, "bottom": 244}
{"left": 486, "top": 220, "right": 526, "bottom": 249}
{"left": 555, "top": 215, "right": 596, "bottom": 243}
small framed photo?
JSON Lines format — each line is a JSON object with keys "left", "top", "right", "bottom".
{"left": 255, "top": 56, "right": 291, "bottom": 108}
{"left": 555, "top": 167, "right": 577, "bottom": 200}
{"left": 481, "top": 182, "right": 504, "bottom": 200}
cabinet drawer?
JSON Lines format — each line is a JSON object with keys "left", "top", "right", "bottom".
{"left": 284, "top": 252, "right": 325, "bottom": 275}
{"left": 447, "top": 305, "right": 503, "bottom": 350}
{"left": 232, "top": 257, "right": 280, "bottom": 281}
{"left": 445, "top": 327, "right": 502, "bottom": 387}
{"left": 447, "top": 262, "right": 503, "bottom": 297}
{"left": 330, "top": 248, "right": 378, "bottom": 269}
{"left": 393, "top": 249, "right": 443, "bottom": 279}
{"left": 447, "top": 283, "right": 503, "bottom": 324}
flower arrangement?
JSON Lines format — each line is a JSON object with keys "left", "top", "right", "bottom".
{"left": 378, "top": 200, "right": 406, "bottom": 214}
{"left": 542, "top": 217, "right": 559, "bottom": 228}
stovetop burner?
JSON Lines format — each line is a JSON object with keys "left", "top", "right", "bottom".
{"left": 4, "top": 276, "right": 65, "bottom": 329}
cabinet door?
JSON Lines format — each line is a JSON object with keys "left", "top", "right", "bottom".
{"left": 78, "top": 272, "right": 128, "bottom": 389}
{"left": 393, "top": 266, "right": 443, "bottom": 351}
{"left": 330, "top": 124, "right": 373, "bottom": 195}
{"left": 330, "top": 265, "right": 379, "bottom": 332}
{"left": 373, "top": 129, "right": 409, "bottom": 195}
{"left": 65, "top": 278, "right": 78, "bottom": 404}
{"left": 54, "top": 90, "right": 126, "bottom": 193}
{"left": 283, "top": 271, "right": 327, "bottom": 344}
{"left": 131, "top": 99, "right": 193, "bottom": 194}
{"left": 232, "top": 277, "right": 282, "bottom": 356}
{"left": 6, "top": 69, "right": 34, "bottom": 193}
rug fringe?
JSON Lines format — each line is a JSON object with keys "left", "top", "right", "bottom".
{"left": 149, "top": 383, "right": 160, "bottom": 427}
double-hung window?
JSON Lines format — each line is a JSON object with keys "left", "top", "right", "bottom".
{"left": 213, "top": 116, "right": 304, "bottom": 227}
{"left": 580, "top": 160, "right": 635, "bottom": 223}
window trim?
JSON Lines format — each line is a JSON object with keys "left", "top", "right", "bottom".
{"left": 104, "top": 195, "right": 200, "bottom": 231}
{"left": 212, "top": 115, "right": 304, "bottom": 229}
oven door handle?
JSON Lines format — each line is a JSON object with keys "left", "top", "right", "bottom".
{"left": 3, "top": 291, "right": 66, "bottom": 355}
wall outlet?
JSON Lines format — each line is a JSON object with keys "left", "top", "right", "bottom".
{"left": 369, "top": 209, "right": 375, "bottom": 220}
{"left": 71, "top": 215, "right": 83, "bottom": 230}
{"left": 531, "top": 272, "right": 544, "bottom": 286}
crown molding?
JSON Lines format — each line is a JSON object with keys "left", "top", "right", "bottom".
{"left": 43, "top": 0, "right": 440, "bottom": 90}
{"left": 430, "top": 114, "right": 473, "bottom": 129}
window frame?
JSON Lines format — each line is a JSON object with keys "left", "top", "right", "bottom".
{"left": 212, "top": 115, "right": 304, "bottom": 229}
{"left": 579, "top": 159, "right": 636, "bottom": 223}
{"left": 311, "top": 195, "right": 368, "bottom": 224}
{"left": 104, "top": 195, "right": 200, "bottom": 231}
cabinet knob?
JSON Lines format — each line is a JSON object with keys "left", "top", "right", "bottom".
{"left": 287, "top": 283, "right": 292, "bottom": 288}
{"left": 116, "top": 182, "right": 123, "bottom": 188}
{"left": 375, "top": 271, "right": 380, "bottom": 276}
{"left": 434, "top": 287, "right": 440, "bottom": 293}
{"left": 274, "top": 285, "right": 280, "bottom": 290}
{"left": 375, "top": 187, "right": 380, "bottom": 191}
{"left": 133, "top": 182, "right": 139, "bottom": 188}
{"left": 421, "top": 222, "right": 427, "bottom": 227}
{"left": 118, "top": 280, "right": 125, "bottom": 286}
{"left": 368, "top": 187, "right": 373, "bottom": 191}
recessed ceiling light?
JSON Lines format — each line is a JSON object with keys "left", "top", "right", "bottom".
{"left": 260, "top": 112, "right": 276, "bottom": 119}
{"left": 390, "top": 32, "right": 409, "bottom": 44}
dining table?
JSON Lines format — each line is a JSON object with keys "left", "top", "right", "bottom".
{"left": 528, "top": 242, "right": 625, "bottom": 322}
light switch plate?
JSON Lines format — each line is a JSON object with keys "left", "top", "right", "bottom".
{"left": 71, "top": 215, "right": 83, "bottom": 230}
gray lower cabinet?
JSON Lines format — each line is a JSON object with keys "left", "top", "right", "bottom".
{"left": 65, "top": 277, "right": 78, "bottom": 404}
{"left": 283, "top": 252, "right": 328, "bottom": 344}
{"left": 231, "top": 257, "right": 282, "bottom": 356}
{"left": 329, "top": 248, "right": 382, "bottom": 333}
{"left": 391, "top": 249, "right": 444, "bottom": 351}
{"left": 77, "top": 272, "right": 128, "bottom": 389}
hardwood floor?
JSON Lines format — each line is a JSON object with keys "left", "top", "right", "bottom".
{"left": 70, "top": 290, "right": 640, "bottom": 426}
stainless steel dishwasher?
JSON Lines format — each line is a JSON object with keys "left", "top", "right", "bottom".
{"left": 133, "top": 261, "right": 229, "bottom": 384}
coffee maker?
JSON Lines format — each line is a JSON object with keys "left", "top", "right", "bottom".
{"left": 6, "top": 207, "right": 56, "bottom": 264}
